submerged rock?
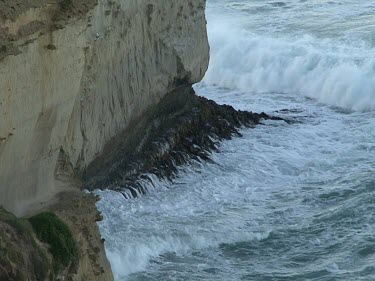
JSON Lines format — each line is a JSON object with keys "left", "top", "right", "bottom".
{"left": 84, "top": 86, "right": 285, "bottom": 195}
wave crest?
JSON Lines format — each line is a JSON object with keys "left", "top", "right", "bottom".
{"left": 203, "top": 20, "right": 375, "bottom": 112}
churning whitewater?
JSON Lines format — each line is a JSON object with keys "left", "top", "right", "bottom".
{"left": 95, "top": 1, "right": 375, "bottom": 280}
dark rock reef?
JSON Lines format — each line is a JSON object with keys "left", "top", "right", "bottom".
{"left": 84, "top": 86, "right": 284, "bottom": 196}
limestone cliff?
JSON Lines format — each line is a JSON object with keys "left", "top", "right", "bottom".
{"left": 0, "top": 0, "right": 209, "bottom": 215}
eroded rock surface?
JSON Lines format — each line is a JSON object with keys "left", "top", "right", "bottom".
{"left": 0, "top": 1, "right": 209, "bottom": 280}
{"left": 84, "top": 86, "right": 285, "bottom": 196}
{"left": 0, "top": 0, "right": 209, "bottom": 215}
{"left": 45, "top": 192, "right": 114, "bottom": 281}
{"left": 0, "top": 192, "right": 112, "bottom": 281}
{"left": 0, "top": 208, "right": 50, "bottom": 281}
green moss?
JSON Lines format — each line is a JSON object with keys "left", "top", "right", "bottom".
{"left": 28, "top": 212, "right": 77, "bottom": 274}
{"left": 0, "top": 208, "right": 49, "bottom": 280}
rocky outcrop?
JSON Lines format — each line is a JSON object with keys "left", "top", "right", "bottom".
{"left": 42, "top": 192, "right": 114, "bottom": 281}
{"left": 84, "top": 86, "right": 285, "bottom": 195}
{"left": 0, "top": 1, "right": 209, "bottom": 280}
{"left": 0, "top": 0, "right": 209, "bottom": 216}
{"left": 0, "top": 192, "right": 113, "bottom": 281}
{"left": 0, "top": 207, "right": 51, "bottom": 280}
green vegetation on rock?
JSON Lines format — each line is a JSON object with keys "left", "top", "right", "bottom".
{"left": 0, "top": 208, "right": 49, "bottom": 281}
{"left": 29, "top": 212, "right": 77, "bottom": 274}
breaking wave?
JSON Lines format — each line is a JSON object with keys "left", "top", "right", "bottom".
{"left": 203, "top": 17, "right": 375, "bottom": 112}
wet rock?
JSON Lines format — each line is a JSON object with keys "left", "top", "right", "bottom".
{"left": 84, "top": 86, "right": 284, "bottom": 194}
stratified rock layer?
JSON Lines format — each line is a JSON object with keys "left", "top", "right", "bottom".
{"left": 84, "top": 86, "right": 283, "bottom": 195}
{"left": 0, "top": 0, "right": 209, "bottom": 215}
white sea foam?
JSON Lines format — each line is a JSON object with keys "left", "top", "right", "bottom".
{"left": 95, "top": 1, "right": 375, "bottom": 280}
{"left": 95, "top": 98, "right": 375, "bottom": 279}
{"left": 203, "top": 8, "right": 375, "bottom": 112}
{"left": 95, "top": 188, "right": 270, "bottom": 278}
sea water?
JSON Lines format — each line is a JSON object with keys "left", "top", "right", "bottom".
{"left": 95, "top": 1, "right": 375, "bottom": 280}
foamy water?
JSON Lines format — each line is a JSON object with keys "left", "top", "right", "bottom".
{"left": 95, "top": 1, "right": 375, "bottom": 280}
{"left": 204, "top": 0, "right": 375, "bottom": 112}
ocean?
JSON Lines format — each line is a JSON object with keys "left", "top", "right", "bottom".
{"left": 95, "top": 1, "right": 375, "bottom": 280}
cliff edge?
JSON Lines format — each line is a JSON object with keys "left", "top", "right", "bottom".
{"left": 0, "top": 0, "right": 209, "bottom": 280}
{"left": 0, "top": 0, "right": 209, "bottom": 215}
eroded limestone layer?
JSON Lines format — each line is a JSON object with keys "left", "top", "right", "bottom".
{"left": 0, "top": 0, "right": 209, "bottom": 215}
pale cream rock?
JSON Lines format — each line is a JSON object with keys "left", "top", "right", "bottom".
{"left": 0, "top": 0, "right": 209, "bottom": 216}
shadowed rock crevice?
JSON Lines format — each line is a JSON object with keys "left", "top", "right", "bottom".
{"left": 84, "top": 86, "right": 285, "bottom": 195}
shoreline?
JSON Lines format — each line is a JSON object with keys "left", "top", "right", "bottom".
{"left": 84, "top": 86, "right": 285, "bottom": 196}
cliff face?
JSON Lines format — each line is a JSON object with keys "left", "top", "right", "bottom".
{"left": 0, "top": 0, "right": 209, "bottom": 215}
